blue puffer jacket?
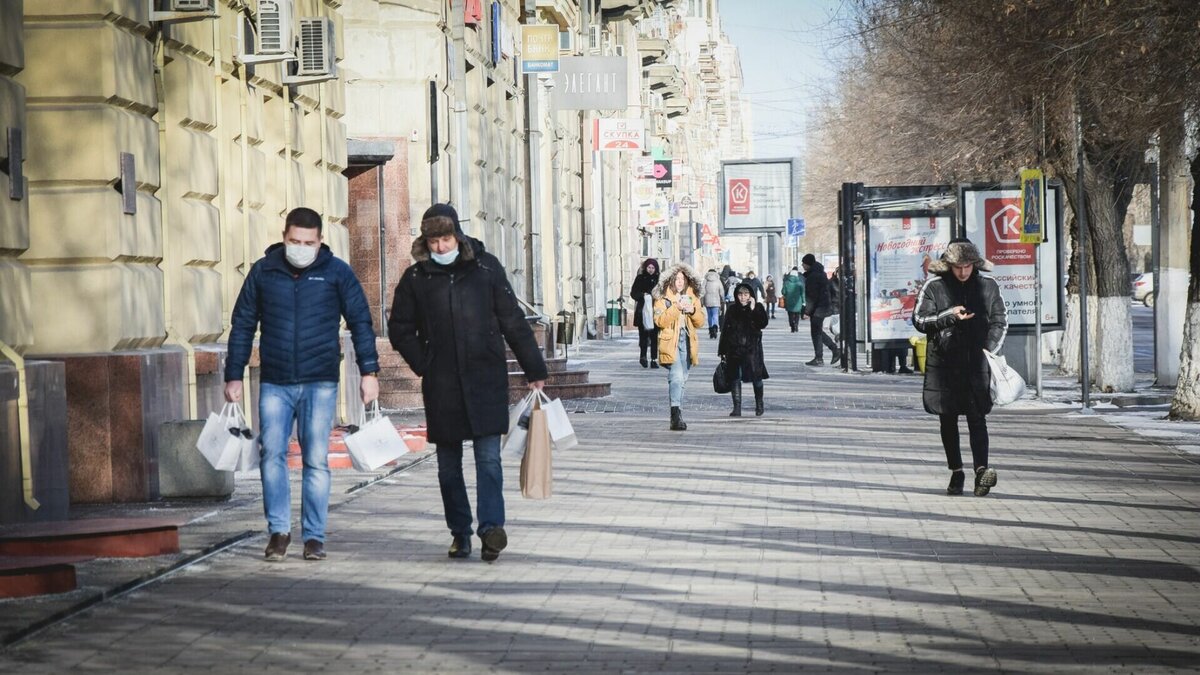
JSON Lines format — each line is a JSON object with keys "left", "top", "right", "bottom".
{"left": 225, "top": 243, "right": 379, "bottom": 384}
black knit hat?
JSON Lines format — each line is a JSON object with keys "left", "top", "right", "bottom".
{"left": 801, "top": 253, "right": 817, "bottom": 267}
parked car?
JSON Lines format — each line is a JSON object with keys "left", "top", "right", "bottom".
{"left": 1132, "top": 272, "right": 1155, "bottom": 307}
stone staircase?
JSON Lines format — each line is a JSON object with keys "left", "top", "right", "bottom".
{"left": 375, "top": 324, "right": 610, "bottom": 409}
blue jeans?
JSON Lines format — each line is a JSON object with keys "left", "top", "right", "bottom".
{"left": 436, "top": 435, "right": 504, "bottom": 538}
{"left": 259, "top": 381, "right": 338, "bottom": 543}
{"left": 706, "top": 306, "right": 719, "bottom": 327}
{"left": 667, "top": 330, "right": 690, "bottom": 407}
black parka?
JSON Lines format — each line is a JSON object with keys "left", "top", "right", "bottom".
{"left": 802, "top": 262, "right": 836, "bottom": 318}
{"left": 388, "top": 237, "right": 548, "bottom": 444}
{"left": 629, "top": 258, "right": 660, "bottom": 331}
{"left": 912, "top": 271, "right": 1007, "bottom": 416}
{"left": 719, "top": 293, "right": 770, "bottom": 382}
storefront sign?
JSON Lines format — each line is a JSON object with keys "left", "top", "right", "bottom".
{"left": 551, "top": 56, "right": 628, "bottom": 111}
{"left": 521, "top": 25, "right": 559, "bottom": 73}
{"left": 653, "top": 159, "right": 672, "bottom": 188}
{"left": 719, "top": 159, "right": 795, "bottom": 233}
{"left": 592, "top": 118, "right": 645, "bottom": 152}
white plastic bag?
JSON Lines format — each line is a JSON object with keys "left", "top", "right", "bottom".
{"left": 641, "top": 293, "right": 654, "bottom": 330}
{"left": 537, "top": 391, "right": 577, "bottom": 451}
{"left": 984, "top": 349, "right": 1026, "bottom": 406}
{"left": 196, "top": 403, "right": 256, "bottom": 471}
{"left": 344, "top": 401, "right": 407, "bottom": 472}
{"left": 503, "top": 391, "right": 538, "bottom": 458}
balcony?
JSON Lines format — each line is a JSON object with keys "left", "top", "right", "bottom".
{"left": 637, "top": 37, "right": 670, "bottom": 65}
{"left": 645, "top": 62, "right": 683, "bottom": 100}
{"left": 664, "top": 97, "right": 689, "bottom": 118}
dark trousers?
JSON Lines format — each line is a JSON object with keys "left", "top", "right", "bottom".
{"left": 939, "top": 414, "right": 989, "bottom": 471}
{"left": 809, "top": 315, "right": 837, "bottom": 358}
{"left": 787, "top": 311, "right": 801, "bottom": 332}
{"left": 638, "top": 326, "right": 659, "bottom": 361}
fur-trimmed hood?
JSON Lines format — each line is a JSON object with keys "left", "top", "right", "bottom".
{"left": 652, "top": 263, "right": 703, "bottom": 300}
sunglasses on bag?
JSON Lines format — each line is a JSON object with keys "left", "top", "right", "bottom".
{"left": 228, "top": 426, "right": 253, "bottom": 439}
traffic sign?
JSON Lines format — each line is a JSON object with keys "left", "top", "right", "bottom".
{"left": 1019, "top": 168, "right": 1045, "bottom": 244}
{"left": 787, "top": 218, "right": 805, "bottom": 237}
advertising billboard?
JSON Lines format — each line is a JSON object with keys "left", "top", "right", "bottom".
{"left": 866, "top": 215, "right": 953, "bottom": 343}
{"left": 960, "top": 183, "right": 1064, "bottom": 329}
{"left": 551, "top": 56, "right": 628, "bottom": 111}
{"left": 718, "top": 159, "right": 796, "bottom": 233}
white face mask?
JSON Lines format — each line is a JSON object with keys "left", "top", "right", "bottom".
{"left": 430, "top": 248, "right": 460, "bottom": 265}
{"left": 286, "top": 244, "right": 318, "bottom": 268}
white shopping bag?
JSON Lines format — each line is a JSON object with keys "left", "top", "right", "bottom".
{"left": 503, "top": 391, "right": 538, "bottom": 459}
{"left": 196, "top": 403, "right": 256, "bottom": 471}
{"left": 537, "top": 391, "right": 577, "bottom": 451}
{"left": 229, "top": 404, "right": 260, "bottom": 471}
{"left": 344, "top": 401, "right": 407, "bottom": 472}
{"left": 641, "top": 293, "right": 654, "bottom": 330}
{"left": 984, "top": 349, "right": 1026, "bottom": 406}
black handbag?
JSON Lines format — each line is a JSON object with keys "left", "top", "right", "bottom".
{"left": 713, "top": 360, "right": 732, "bottom": 394}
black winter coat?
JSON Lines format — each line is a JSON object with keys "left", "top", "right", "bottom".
{"left": 719, "top": 302, "right": 769, "bottom": 382}
{"left": 630, "top": 270, "right": 659, "bottom": 331}
{"left": 388, "top": 237, "right": 548, "bottom": 444}
{"left": 912, "top": 271, "right": 1007, "bottom": 416}
{"left": 803, "top": 263, "right": 836, "bottom": 318}
{"left": 226, "top": 243, "right": 379, "bottom": 384}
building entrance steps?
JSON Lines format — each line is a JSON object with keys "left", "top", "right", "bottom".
{"left": 0, "top": 518, "right": 183, "bottom": 558}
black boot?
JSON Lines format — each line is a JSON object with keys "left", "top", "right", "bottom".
{"left": 670, "top": 406, "right": 687, "bottom": 431}
{"left": 729, "top": 383, "right": 742, "bottom": 417}
{"left": 753, "top": 382, "right": 764, "bottom": 416}
{"left": 710, "top": 325, "right": 718, "bottom": 340}
{"left": 947, "top": 470, "right": 965, "bottom": 495}
{"left": 830, "top": 348, "right": 842, "bottom": 366}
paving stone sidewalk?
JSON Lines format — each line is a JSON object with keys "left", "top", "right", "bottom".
{"left": 2, "top": 317, "right": 1199, "bottom": 673}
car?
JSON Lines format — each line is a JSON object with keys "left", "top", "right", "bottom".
{"left": 1132, "top": 272, "right": 1155, "bottom": 307}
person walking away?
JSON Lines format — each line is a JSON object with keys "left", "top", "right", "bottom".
{"left": 702, "top": 268, "right": 724, "bottom": 339}
{"left": 912, "top": 239, "right": 1007, "bottom": 497}
{"left": 225, "top": 207, "right": 380, "bottom": 563}
{"left": 719, "top": 282, "right": 770, "bottom": 416}
{"left": 801, "top": 254, "right": 841, "bottom": 366}
{"left": 630, "top": 258, "right": 661, "bottom": 368}
{"left": 764, "top": 275, "right": 778, "bottom": 320}
{"left": 781, "top": 268, "right": 806, "bottom": 333}
{"left": 389, "top": 204, "right": 548, "bottom": 561}
{"left": 654, "top": 263, "right": 705, "bottom": 431}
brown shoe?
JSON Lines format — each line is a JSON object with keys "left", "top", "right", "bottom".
{"left": 264, "top": 532, "right": 291, "bottom": 562}
{"left": 303, "top": 539, "right": 326, "bottom": 561}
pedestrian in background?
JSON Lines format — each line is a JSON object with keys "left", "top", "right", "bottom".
{"left": 801, "top": 254, "right": 841, "bottom": 366}
{"left": 781, "top": 267, "right": 806, "bottom": 333}
{"left": 630, "top": 258, "right": 661, "bottom": 368}
{"left": 912, "top": 239, "right": 1007, "bottom": 497}
{"left": 719, "top": 282, "right": 769, "bottom": 416}
{"left": 702, "top": 267, "right": 725, "bottom": 339}
{"left": 764, "top": 275, "right": 777, "bottom": 320}
{"left": 225, "top": 207, "right": 380, "bottom": 563}
{"left": 389, "top": 204, "right": 548, "bottom": 561}
{"left": 744, "top": 270, "right": 765, "bottom": 303}
{"left": 654, "top": 263, "right": 705, "bottom": 431}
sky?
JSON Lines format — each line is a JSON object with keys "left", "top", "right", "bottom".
{"left": 718, "top": 0, "right": 856, "bottom": 159}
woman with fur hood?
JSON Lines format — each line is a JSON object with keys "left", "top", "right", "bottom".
{"left": 913, "top": 239, "right": 1008, "bottom": 497}
{"left": 653, "top": 263, "right": 706, "bottom": 431}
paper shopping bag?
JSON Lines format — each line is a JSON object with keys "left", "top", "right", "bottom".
{"left": 503, "top": 391, "right": 538, "bottom": 459}
{"left": 345, "top": 401, "right": 407, "bottom": 471}
{"left": 519, "top": 407, "right": 553, "bottom": 499}
{"left": 196, "top": 403, "right": 252, "bottom": 471}
{"left": 537, "top": 392, "right": 577, "bottom": 451}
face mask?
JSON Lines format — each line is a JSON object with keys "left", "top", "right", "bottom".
{"left": 286, "top": 244, "right": 318, "bottom": 268}
{"left": 430, "top": 248, "right": 460, "bottom": 265}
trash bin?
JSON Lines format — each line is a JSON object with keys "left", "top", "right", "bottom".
{"left": 556, "top": 310, "right": 576, "bottom": 345}
{"left": 909, "top": 335, "right": 927, "bottom": 373}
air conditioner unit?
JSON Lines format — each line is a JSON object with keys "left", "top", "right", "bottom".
{"left": 235, "top": 0, "right": 296, "bottom": 64}
{"left": 650, "top": 92, "right": 664, "bottom": 112}
{"left": 558, "top": 30, "right": 575, "bottom": 54}
{"left": 588, "top": 25, "right": 601, "bottom": 53}
{"left": 283, "top": 17, "right": 336, "bottom": 84}
{"left": 148, "top": 0, "right": 217, "bottom": 23}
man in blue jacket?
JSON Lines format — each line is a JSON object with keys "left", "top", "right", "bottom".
{"left": 225, "top": 207, "right": 379, "bottom": 562}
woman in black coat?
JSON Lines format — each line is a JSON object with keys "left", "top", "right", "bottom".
{"left": 913, "top": 239, "right": 1007, "bottom": 497}
{"left": 629, "top": 258, "right": 660, "bottom": 368}
{"left": 719, "top": 282, "right": 770, "bottom": 416}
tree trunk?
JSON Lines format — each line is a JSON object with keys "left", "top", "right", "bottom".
{"left": 1169, "top": 152, "right": 1200, "bottom": 420}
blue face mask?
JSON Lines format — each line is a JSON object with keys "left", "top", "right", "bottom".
{"left": 430, "top": 248, "right": 460, "bottom": 266}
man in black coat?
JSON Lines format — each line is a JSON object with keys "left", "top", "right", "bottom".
{"left": 389, "top": 204, "right": 548, "bottom": 562}
{"left": 800, "top": 254, "right": 841, "bottom": 366}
